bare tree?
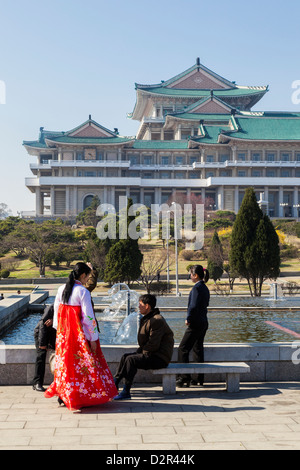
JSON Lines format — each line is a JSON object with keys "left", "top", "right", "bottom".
{"left": 138, "top": 245, "right": 174, "bottom": 293}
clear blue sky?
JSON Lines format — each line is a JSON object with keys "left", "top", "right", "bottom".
{"left": 0, "top": 0, "right": 300, "bottom": 215}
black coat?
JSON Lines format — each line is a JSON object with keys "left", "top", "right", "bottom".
{"left": 186, "top": 281, "right": 210, "bottom": 328}
{"left": 34, "top": 304, "right": 56, "bottom": 349}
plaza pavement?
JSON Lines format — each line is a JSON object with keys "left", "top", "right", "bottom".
{"left": 1, "top": 382, "right": 300, "bottom": 450}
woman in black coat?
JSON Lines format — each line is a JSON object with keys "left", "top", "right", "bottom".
{"left": 176, "top": 265, "right": 210, "bottom": 387}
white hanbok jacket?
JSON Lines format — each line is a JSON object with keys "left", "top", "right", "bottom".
{"left": 53, "top": 280, "right": 99, "bottom": 342}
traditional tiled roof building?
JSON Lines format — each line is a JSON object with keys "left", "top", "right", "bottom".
{"left": 23, "top": 59, "right": 300, "bottom": 219}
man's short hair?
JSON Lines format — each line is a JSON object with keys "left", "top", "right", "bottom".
{"left": 139, "top": 294, "right": 156, "bottom": 310}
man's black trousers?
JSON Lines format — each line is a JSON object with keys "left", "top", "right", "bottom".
{"left": 177, "top": 323, "right": 208, "bottom": 383}
{"left": 33, "top": 340, "right": 47, "bottom": 386}
{"left": 115, "top": 352, "right": 167, "bottom": 387}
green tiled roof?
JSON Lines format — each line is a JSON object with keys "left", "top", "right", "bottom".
{"left": 132, "top": 140, "right": 189, "bottom": 150}
{"left": 225, "top": 116, "right": 300, "bottom": 141}
{"left": 45, "top": 135, "right": 134, "bottom": 145}
{"left": 140, "top": 86, "right": 267, "bottom": 98}
{"left": 189, "top": 115, "right": 300, "bottom": 144}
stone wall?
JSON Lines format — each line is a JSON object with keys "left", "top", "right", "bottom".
{"left": 0, "top": 343, "right": 299, "bottom": 386}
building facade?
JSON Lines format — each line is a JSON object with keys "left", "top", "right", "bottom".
{"left": 23, "top": 60, "right": 300, "bottom": 219}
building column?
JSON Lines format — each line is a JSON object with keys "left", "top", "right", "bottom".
{"left": 217, "top": 186, "right": 224, "bottom": 210}
{"left": 36, "top": 188, "right": 42, "bottom": 216}
{"left": 234, "top": 186, "right": 239, "bottom": 213}
{"left": 73, "top": 186, "right": 78, "bottom": 215}
{"left": 50, "top": 187, "right": 55, "bottom": 216}
{"left": 66, "top": 187, "right": 70, "bottom": 216}
{"left": 140, "top": 188, "right": 144, "bottom": 205}
{"left": 279, "top": 187, "right": 284, "bottom": 217}
{"left": 293, "top": 186, "right": 299, "bottom": 218}
{"left": 103, "top": 186, "right": 108, "bottom": 204}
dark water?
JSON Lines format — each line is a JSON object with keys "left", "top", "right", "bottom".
{"left": 1, "top": 295, "right": 300, "bottom": 345}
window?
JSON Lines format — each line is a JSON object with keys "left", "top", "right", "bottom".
{"left": 161, "top": 156, "right": 169, "bottom": 165}
{"left": 40, "top": 154, "right": 52, "bottom": 164}
{"left": 164, "top": 132, "right": 174, "bottom": 141}
{"left": 206, "top": 155, "right": 214, "bottom": 163}
{"left": 252, "top": 170, "right": 262, "bottom": 177}
{"left": 206, "top": 171, "right": 214, "bottom": 177}
{"left": 85, "top": 171, "right": 96, "bottom": 177}
{"left": 175, "top": 172, "right": 184, "bottom": 179}
{"left": 151, "top": 133, "right": 161, "bottom": 140}
{"left": 161, "top": 171, "right": 170, "bottom": 179}
{"left": 237, "top": 153, "right": 246, "bottom": 161}
{"left": 176, "top": 156, "right": 183, "bottom": 165}
{"left": 267, "top": 153, "right": 275, "bottom": 162}
{"left": 189, "top": 172, "right": 200, "bottom": 179}
{"left": 238, "top": 170, "right": 246, "bottom": 177}
{"left": 83, "top": 195, "right": 95, "bottom": 210}
{"left": 281, "top": 153, "right": 290, "bottom": 162}
{"left": 163, "top": 107, "right": 173, "bottom": 116}
{"left": 220, "top": 170, "right": 232, "bottom": 177}
{"left": 296, "top": 153, "right": 300, "bottom": 162}
{"left": 190, "top": 156, "right": 197, "bottom": 164}
{"left": 266, "top": 170, "right": 276, "bottom": 177}
{"left": 281, "top": 169, "right": 290, "bottom": 177}
{"left": 129, "top": 156, "right": 138, "bottom": 165}
{"left": 144, "top": 156, "right": 152, "bottom": 165}
{"left": 143, "top": 172, "right": 153, "bottom": 179}
{"left": 220, "top": 154, "right": 229, "bottom": 162}
{"left": 252, "top": 153, "right": 261, "bottom": 161}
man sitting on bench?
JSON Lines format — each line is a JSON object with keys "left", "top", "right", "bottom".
{"left": 113, "top": 294, "right": 174, "bottom": 400}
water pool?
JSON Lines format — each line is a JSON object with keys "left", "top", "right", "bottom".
{"left": 1, "top": 295, "right": 300, "bottom": 345}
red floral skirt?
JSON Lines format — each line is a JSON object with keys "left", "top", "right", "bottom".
{"left": 44, "top": 304, "right": 117, "bottom": 410}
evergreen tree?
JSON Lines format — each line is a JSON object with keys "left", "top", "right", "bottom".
{"left": 104, "top": 198, "right": 143, "bottom": 286}
{"left": 104, "top": 238, "right": 143, "bottom": 287}
{"left": 230, "top": 187, "right": 280, "bottom": 296}
{"left": 207, "top": 230, "right": 224, "bottom": 282}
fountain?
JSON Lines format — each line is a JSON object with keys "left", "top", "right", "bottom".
{"left": 100, "top": 283, "right": 142, "bottom": 344}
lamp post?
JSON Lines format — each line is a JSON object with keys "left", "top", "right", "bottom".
{"left": 171, "top": 202, "right": 180, "bottom": 297}
{"left": 166, "top": 211, "right": 170, "bottom": 291}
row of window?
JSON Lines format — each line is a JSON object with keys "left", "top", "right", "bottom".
{"left": 43, "top": 168, "right": 299, "bottom": 179}
{"left": 40, "top": 152, "right": 300, "bottom": 165}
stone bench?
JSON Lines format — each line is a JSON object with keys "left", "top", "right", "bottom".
{"left": 152, "top": 362, "right": 250, "bottom": 394}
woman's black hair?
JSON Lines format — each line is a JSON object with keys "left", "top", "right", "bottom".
{"left": 62, "top": 262, "right": 92, "bottom": 304}
{"left": 190, "top": 264, "right": 209, "bottom": 283}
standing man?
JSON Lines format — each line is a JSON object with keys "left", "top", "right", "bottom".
{"left": 32, "top": 304, "right": 56, "bottom": 391}
{"left": 114, "top": 294, "right": 174, "bottom": 400}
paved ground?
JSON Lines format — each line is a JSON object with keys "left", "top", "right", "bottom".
{"left": 1, "top": 382, "right": 300, "bottom": 450}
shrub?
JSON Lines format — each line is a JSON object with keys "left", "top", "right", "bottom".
{"left": 0, "top": 269, "right": 10, "bottom": 279}
{"left": 149, "top": 281, "right": 172, "bottom": 295}
{"left": 180, "top": 249, "right": 194, "bottom": 260}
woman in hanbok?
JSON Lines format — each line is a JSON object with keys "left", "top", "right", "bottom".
{"left": 44, "top": 262, "right": 117, "bottom": 411}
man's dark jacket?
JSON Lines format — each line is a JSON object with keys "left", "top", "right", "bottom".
{"left": 137, "top": 308, "right": 174, "bottom": 365}
{"left": 34, "top": 304, "right": 56, "bottom": 349}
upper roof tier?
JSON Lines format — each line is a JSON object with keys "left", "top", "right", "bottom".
{"left": 23, "top": 116, "right": 135, "bottom": 154}
{"left": 129, "top": 59, "right": 268, "bottom": 120}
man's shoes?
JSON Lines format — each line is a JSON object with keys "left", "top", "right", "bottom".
{"left": 113, "top": 387, "right": 131, "bottom": 400}
{"left": 176, "top": 379, "right": 190, "bottom": 388}
{"left": 32, "top": 383, "right": 45, "bottom": 392}
{"left": 190, "top": 380, "right": 204, "bottom": 386}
